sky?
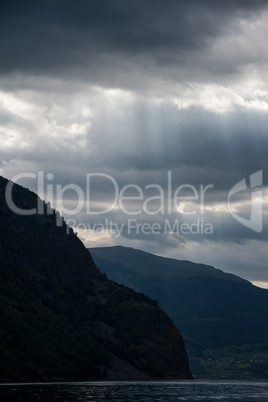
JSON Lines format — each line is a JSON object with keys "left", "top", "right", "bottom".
{"left": 0, "top": 0, "right": 268, "bottom": 287}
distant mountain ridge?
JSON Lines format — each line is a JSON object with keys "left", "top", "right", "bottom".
{"left": 0, "top": 176, "right": 192, "bottom": 381}
{"left": 90, "top": 245, "right": 268, "bottom": 379}
{"left": 90, "top": 245, "right": 249, "bottom": 283}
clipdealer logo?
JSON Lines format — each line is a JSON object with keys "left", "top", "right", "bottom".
{"left": 4, "top": 171, "right": 214, "bottom": 217}
{"left": 228, "top": 171, "right": 263, "bottom": 233}
{"left": 4, "top": 170, "right": 264, "bottom": 236}
{"left": 4, "top": 171, "right": 214, "bottom": 237}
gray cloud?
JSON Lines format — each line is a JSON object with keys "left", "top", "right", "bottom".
{"left": 90, "top": 101, "right": 268, "bottom": 181}
{"left": 1, "top": 0, "right": 268, "bottom": 88}
{"left": 1, "top": 1, "right": 268, "bottom": 285}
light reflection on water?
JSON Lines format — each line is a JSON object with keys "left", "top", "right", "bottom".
{"left": 0, "top": 380, "right": 268, "bottom": 401}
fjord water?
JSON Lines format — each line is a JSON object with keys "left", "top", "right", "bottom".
{"left": 1, "top": 381, "right": 268, "bottom": 401}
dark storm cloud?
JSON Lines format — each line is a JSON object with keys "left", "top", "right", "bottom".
{"left": 0, "top": 0, "right": 267, "bottom": 80}
{"left": 90, "top": 98, "right": 268, "bottom": 188}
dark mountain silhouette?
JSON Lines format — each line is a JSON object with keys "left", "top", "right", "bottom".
{"left": 90, "top": 246, "right": 268, "bottom": 379}
{"left": 0, "top": 176, "right": 192, "bottom": 381}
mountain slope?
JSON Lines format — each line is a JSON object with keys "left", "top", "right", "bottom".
{"left": 0, "top": 177, "right": 192, "bottom": 381}
{"left": 90, "top": 245, "right": 248, "bottom": 284}
{"left": 90, "top": 246, "right": 268, "bottom": 379}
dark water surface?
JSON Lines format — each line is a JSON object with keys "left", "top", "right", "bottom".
{"left": 0, "top": 380, "right": 268, "bottom": 401}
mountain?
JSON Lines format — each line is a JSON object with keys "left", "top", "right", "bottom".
{"left": 90, "top": 246, "right": 268, "bottom": 379}
{"left": 0, "top": 176, "right": 192, "bottom": 381}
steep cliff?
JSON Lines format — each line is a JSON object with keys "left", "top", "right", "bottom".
{"left": 0, "top": 176, "right": 192, "bottom": 381}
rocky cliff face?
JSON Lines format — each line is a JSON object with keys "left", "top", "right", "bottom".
{"left": 0, "top": 176, "right": 192, "bottom": 381}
